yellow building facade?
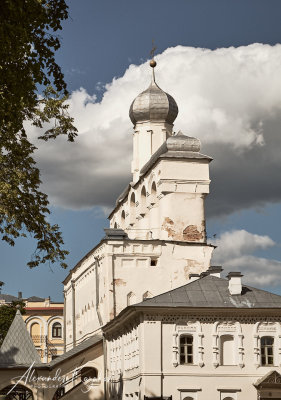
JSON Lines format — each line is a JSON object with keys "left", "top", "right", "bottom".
{"left": 22, "top": 296, "right": 64, "bottom": 363}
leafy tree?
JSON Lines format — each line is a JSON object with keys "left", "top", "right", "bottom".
{"left": 0, "top": 301, "right": 26, "bottom": 346}
{"left": 0, "top": 0, "right": 78, "bottom": 268}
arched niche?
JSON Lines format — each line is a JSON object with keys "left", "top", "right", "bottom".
{"left": 0, "top": 384, "right": 34, "bottom": 399}
{"left": 30, "top": 322, "right": 41, "bottom": 337}
{"left": 212, "top": 321, "right": 244, "bottom": 368}
{"left": 81, "top": 366, "right": 98, "bottom": 381}
{"left": 220, "top": 334, "right": 235, "bottom": 365}
{"left": 127, "top": 291, "right": 136, "bottom": 306}
{"left": 142, "top": 291, "right": 153, "bottom": 300}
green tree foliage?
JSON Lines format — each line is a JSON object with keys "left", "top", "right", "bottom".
{"left": 0, "top": 0, "right": 78, "bottom": 268}
{"left": 0, "top": 301, "right": 26, "bottom": 346}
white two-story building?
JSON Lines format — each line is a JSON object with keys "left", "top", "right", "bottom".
{"left": 104, "top": 268, "right": 281, "bottom": 400}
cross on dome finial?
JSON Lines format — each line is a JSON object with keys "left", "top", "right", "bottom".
{"left": 149, "top": 40, "right": 157, "bottom": 81}
{"left": 150, "top": 40, "right": 157, "bottom": 63}
{"left": 129, "top": 43, "right": 178, "bottom": 127}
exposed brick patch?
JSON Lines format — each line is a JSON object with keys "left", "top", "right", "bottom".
{"left": 183, "top": 225, "right": 203, "bottom": 241}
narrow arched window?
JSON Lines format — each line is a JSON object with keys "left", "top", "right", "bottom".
{"left": 130, "top": 192, "right": 136, "bottom": 224}
{"left": 220, "top": 335, "right": 235, "bottom": 365}
{"left": 261, "top": 336, "right": 274, "bottom": 366}
{"left": 140, "top": 186, "right": 146, "bottom": 215}
{"left": 180, "top": 335, "right": 193, "bottom": 364}
{"left": 121, "top": 210, "right": 126, "bottom": 228}
{"left": 130, "top": 192, "right": 136, "bottom": 207}
{"left": 52, "top": 322, "right": 62, "bottom": 338}
{"left": 150, "top": 181, "right": 157, "bottom": 205}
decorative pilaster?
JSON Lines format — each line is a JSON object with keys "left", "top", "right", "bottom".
{"left": 238, "top": 333, "right": 244, "bottom": 368}
{"left": 172, "top": 328, "right": 178, "bottom": 367}
{"left": 198, "top": 332, "right": 204, "bottom": 367}
{"left": 212, "top": 333, "right": 219, "bottom": 368}
{"left": 254, "top": 334, "right": 260, "bottom": 368}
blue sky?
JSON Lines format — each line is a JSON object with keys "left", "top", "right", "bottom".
{"left": 1, "top": 0, "right": 281, "bottom": 301}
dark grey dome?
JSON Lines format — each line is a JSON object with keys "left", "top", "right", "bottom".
{"left": 129, "top": 78, "right": 178, "bottom": 126}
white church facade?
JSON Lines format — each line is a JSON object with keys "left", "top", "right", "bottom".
{"left": 1, "top": 59, "right": 281, "bottom": 400}
{"left": 63, "top": 59, "right": 214, "bottom": 351}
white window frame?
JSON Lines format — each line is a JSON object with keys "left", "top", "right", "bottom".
{"left": 173, "top": 321, "right": 204, "bottom": 367}
{"left": 253, "top": 322, "right": 281, "bottom": 368}
{"left": 179, "top": 335, "right": 194, "bottom": 365}
{"left": 260, "top": 336, "right": 274, "bottom": 366}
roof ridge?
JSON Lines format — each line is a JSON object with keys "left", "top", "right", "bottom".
{"left": 133, "top": 274, "right": 281, "bottom": 309}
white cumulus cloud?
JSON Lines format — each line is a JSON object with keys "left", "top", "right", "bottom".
{"left": 29, "top": 43, "right": 281, "bottom": 214}
{"left": 211, "top": 229, "right": 281, "bottom": 287}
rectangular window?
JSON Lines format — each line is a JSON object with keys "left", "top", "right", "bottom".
{"left": 180, "top": 335, "right": 193, "bottom": 364}
{"left": 261, "top": 336, "right": 274, "bottom": 366}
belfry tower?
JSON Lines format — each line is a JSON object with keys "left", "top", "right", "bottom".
{"left": 64, "top": 58, "right": 214, "bottom": 349}
{"left": 109, "top": 60, "right": 212, "bottom": 245}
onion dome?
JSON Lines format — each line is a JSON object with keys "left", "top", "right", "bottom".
{"left": 129, "top": 60, "right": 178, "bottom": 126}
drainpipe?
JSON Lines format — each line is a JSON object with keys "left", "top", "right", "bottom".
{"left": 103, "top": 333, "right": 107, "bottom": 400}
{"left": 71, "top": 280, "right": 76, "bottom": 347}
{"left": 95, "top": 257, "right": 103, "bottom": 326}
{"left": 63, "top": 289, "right": 66, "bottom": 353}
{"left": 161, "top": 320, "right": 163, "bottom": 398}
{"left": 112, "top": 255, "right": 117, "bottom": 318}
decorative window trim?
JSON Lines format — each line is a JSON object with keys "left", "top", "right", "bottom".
{"left": 212, "top": 321, "right": 244, "bottom": 368}
{"left": 177, "top": 388, "right": 202, "bottom": 400}
{"left": 253, "top": 321, "right": 281, "bottom": 368}
{"left": 217, "top": 388, "right": 241, "bottom": 400}
{"left": 172, "top": 321, "right": 204, "bottom": 367}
